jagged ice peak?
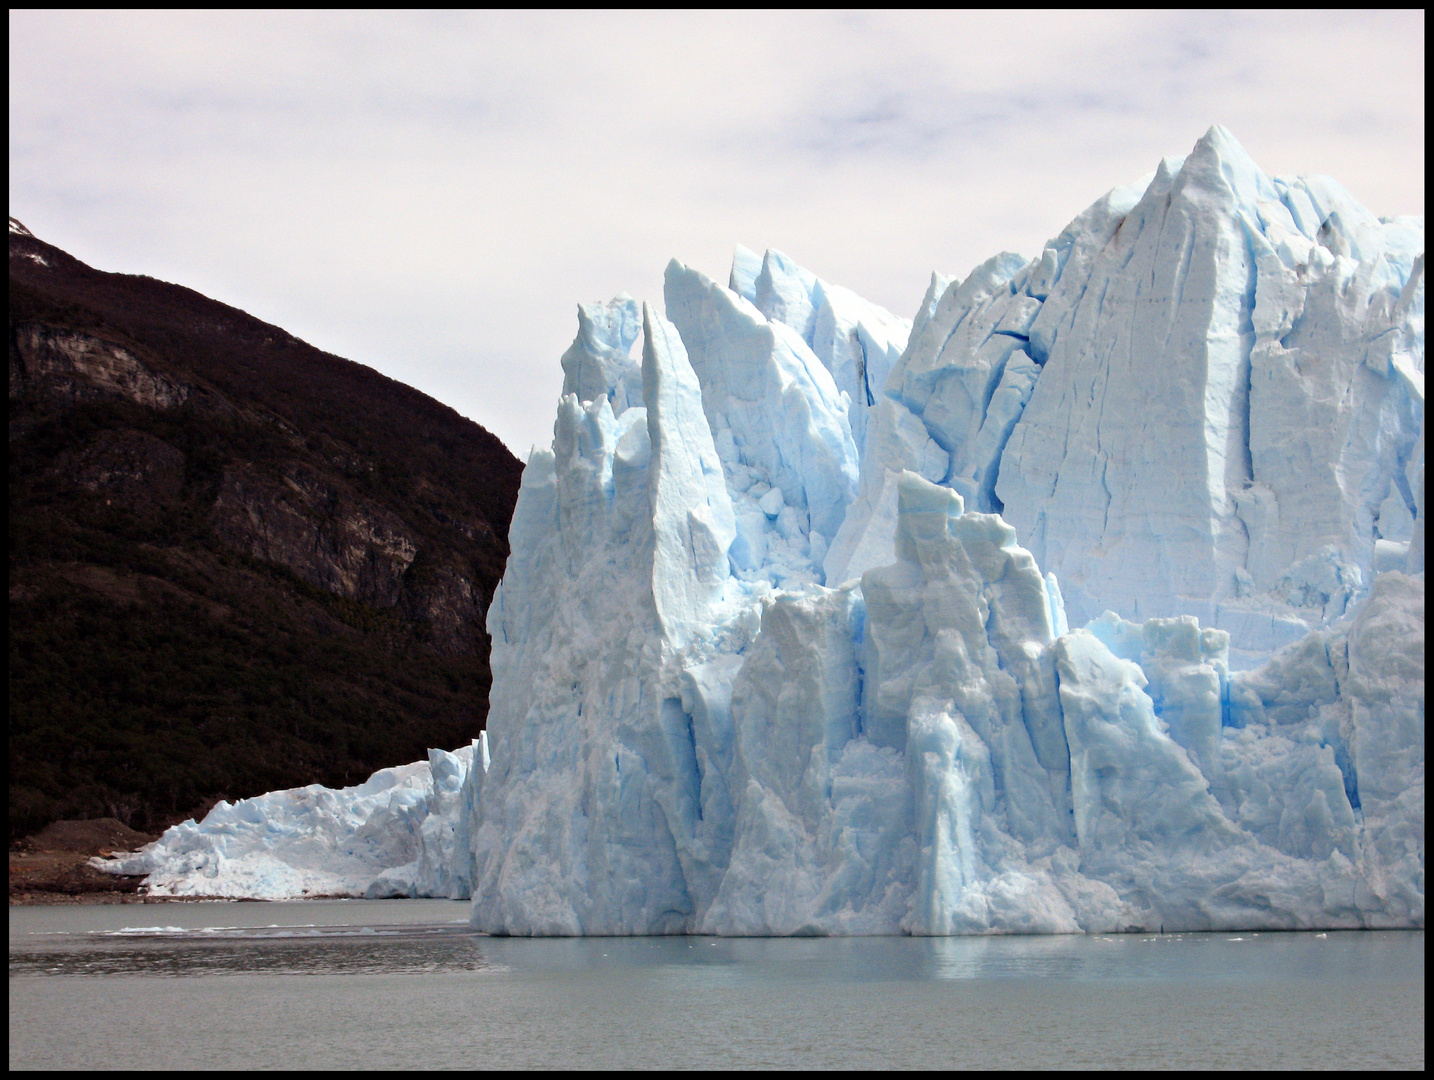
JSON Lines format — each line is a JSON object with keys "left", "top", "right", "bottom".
{"left": 99, "top": 128, "right": 1424, "bottom": 939}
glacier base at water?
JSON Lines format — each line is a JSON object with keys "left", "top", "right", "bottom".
{"left": 100, "top": 127, "right": 1424, "bottom": 935}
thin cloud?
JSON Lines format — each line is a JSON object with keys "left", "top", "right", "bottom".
{"left": 8, "top": 10, "right": 1424, "bottom": 455}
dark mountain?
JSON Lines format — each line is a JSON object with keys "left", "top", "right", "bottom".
{"left": 8, "top": 218, "right": 524, "bottom": 841}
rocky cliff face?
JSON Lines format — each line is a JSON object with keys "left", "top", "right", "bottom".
{"left": 9, "top": 218, "right": 523, "bottom": 839}
{"left": 12, "top": 323, "right": 194, "bottom": 410}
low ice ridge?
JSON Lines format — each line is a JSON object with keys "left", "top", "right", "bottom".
{"left": 96, "top": 128, "right": 1423, "bottom": 934}
{"left": 96, "top": 743, "right": 481, "bottom": 900}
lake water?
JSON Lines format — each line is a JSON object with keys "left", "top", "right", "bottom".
{"left": 9, "top": 900, "right": 1424, "bottom": 1070}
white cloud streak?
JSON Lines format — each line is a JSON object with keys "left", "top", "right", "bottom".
{"left": 9, "top": 10, "right": 1425, "bottom": 454}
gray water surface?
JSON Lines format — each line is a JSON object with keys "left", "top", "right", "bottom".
{"left": 9, "top": 901, "right": 1424, "bottom": 1070}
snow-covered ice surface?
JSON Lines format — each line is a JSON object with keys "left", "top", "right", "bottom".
{"left": 95, "top": 744, "right": 480, "bottom": 899}
{"left": 98, "top": 128, "right": 1423, "bottom": 932}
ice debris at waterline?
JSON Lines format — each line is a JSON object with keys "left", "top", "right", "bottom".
{"left": 97, "top": 127, "right": 1424, "bottom": 933}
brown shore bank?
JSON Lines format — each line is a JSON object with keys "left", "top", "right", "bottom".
{"left": 9, "top": 818, "right": 155, "bottom": 905}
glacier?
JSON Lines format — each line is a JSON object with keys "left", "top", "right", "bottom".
{"left": 97, "top": 743, "right": 482, "bottom": 900}
{"left": 98, "top": 127, "right": 1424, "bottom": 934}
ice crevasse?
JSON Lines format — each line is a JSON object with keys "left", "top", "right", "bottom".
{"left": 101, "top": 127, "right": 1425, "bottom": 934}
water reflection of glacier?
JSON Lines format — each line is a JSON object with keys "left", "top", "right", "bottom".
{"left": 8, "top": 904, "right": 1425, "bottom": 1069}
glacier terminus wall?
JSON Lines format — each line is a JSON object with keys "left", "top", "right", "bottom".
{"left": 101, "top": 128, "right": 1424, "bottom": 934}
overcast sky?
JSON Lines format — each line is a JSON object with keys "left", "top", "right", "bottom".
{"left": 10, "top": 10, "right": 1426, "bottom": 456}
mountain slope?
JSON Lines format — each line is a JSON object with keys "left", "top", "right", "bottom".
{"left": 9, "top": 218, "right": 523, "bottom": 840}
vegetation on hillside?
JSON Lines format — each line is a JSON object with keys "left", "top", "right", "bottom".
{"left": 9, "top": 227, "right": 523, "bottom": 840}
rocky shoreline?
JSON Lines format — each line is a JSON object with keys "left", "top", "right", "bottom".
{"left": 9, "top": 818, "right": 154, "bottom": 905}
